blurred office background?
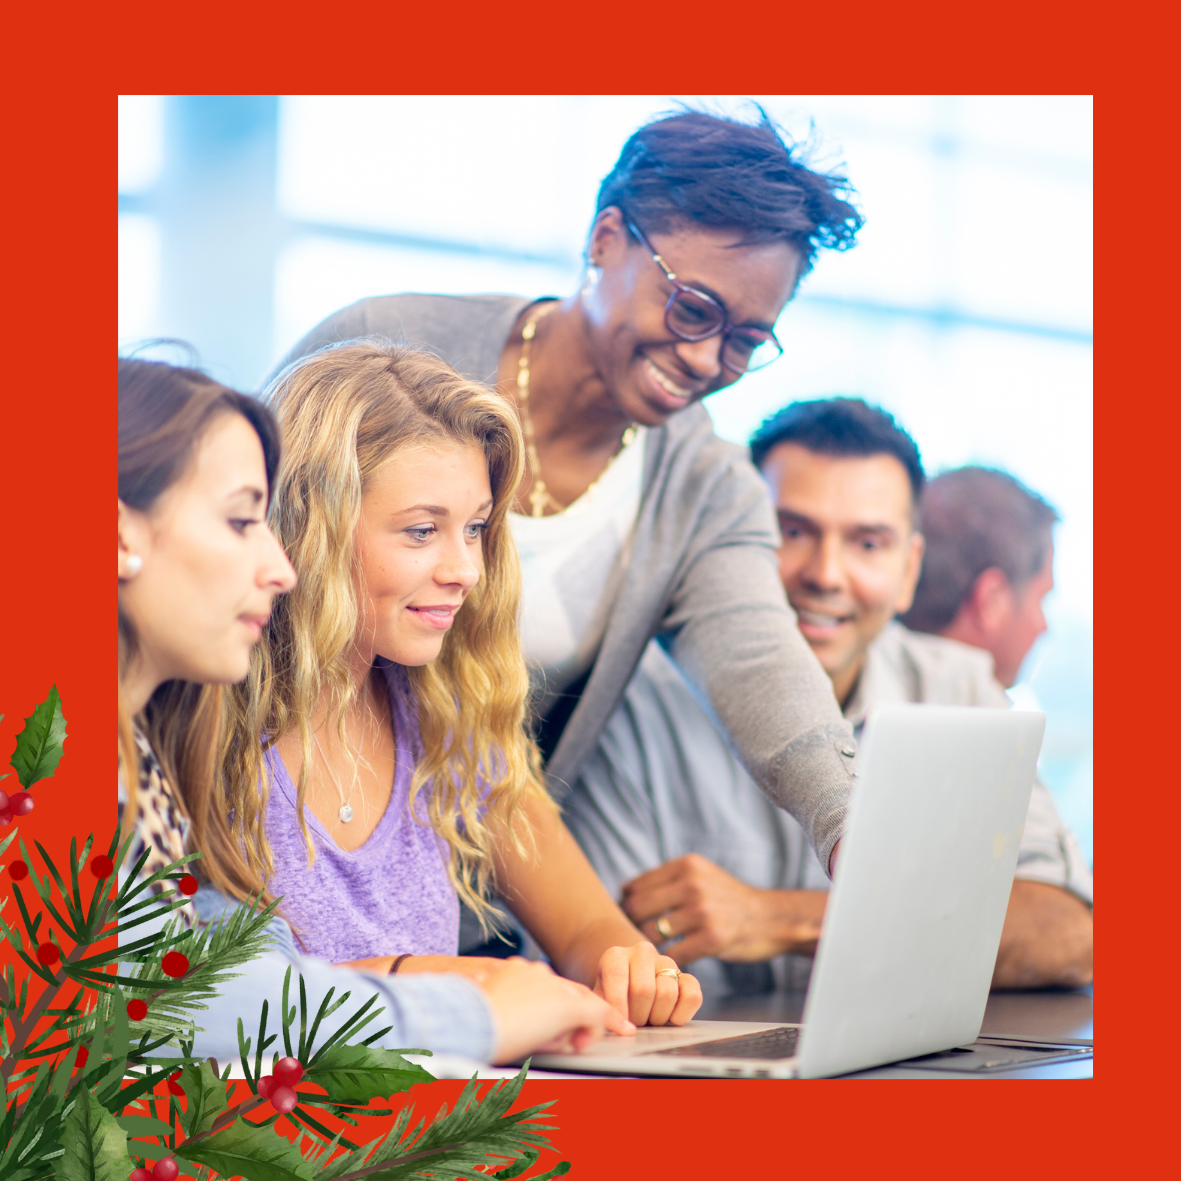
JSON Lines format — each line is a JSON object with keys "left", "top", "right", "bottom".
{"left": 118, "top": 95, "right": 1093, "bottom": 862}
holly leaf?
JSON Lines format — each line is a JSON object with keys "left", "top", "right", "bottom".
{"left": 10, "top": 685, "right": 67, "bottom": 790}
{"left": 303, "top": 1043, "right": 433, "bottom": 1104}
{"left": 115, "top": 1115, "right": 175, "bottom": 1138}
{"left": 52, "top": 1086, "right": 132, "bottom": 1181}
{"left": 179, "top": 1118, "right": 314, "bottom": 1181}
{"left": 175, "top": 1059, "right": 228, "bottom": 1138}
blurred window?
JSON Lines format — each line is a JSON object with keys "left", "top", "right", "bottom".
{"left": 118, "top": 96, "right": 1093, "bottom": 861}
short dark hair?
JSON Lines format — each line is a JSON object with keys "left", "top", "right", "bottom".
{"left": 595, "top": 109, "right": 863, "bottom": 280}
{"left": 900, "top": 467, "right": 1059, "bottom": 634}
{"left": 749, "top": 397, "right": 925, "bottom": 504}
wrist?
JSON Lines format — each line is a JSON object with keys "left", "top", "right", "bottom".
{"left": 765, "top": 890, "right": 826, "bottom": 956}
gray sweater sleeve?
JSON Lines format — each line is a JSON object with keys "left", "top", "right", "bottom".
{"left": 265, "top": 300, "right": 376, "bottom": 388}
{"left": 660, "top": 457, "right": 855, "bottom": 875}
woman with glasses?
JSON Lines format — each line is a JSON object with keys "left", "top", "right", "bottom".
{"left": 276, "top": 109, "right": 865, "bottom": 952}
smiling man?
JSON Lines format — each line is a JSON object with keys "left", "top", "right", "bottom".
{"left": 563, "top": 398, "right": 1092, "bottom": 997}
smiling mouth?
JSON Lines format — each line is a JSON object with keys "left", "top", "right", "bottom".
{"left": 643, "top": 357, "right": 696, "bottom": 401}
{"left": 408, "top": 605, "right": 458, "bottom": 617}
{"left": 794, "top": 607, "right": 855, "bottom": 629}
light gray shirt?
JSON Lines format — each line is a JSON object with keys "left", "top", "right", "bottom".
{"left": 276, "top": 294, "right": 855, "bottom": 871}
{"left": 562, "top": 623, "right": 1092, "bottom": 998}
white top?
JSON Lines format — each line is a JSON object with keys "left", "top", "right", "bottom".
{"left": 510, "top": 427, "right": 648, "bottom": 717}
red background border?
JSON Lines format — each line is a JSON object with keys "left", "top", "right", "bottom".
{"left": 2, "top": 1, "right": 1168, "bottom": 1174}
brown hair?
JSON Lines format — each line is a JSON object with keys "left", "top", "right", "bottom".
{"left": 118, "top": 356, "right": 282, "bottom": 902}
{"left": 901, "top": 465, "right": 1058, "bottom": 634}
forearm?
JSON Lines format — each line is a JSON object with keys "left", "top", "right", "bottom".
{"left": 664, "top": 540, "right": 853, "bottom": 873}
{"left": 991, "top": 880, "right": 1093, "bottom": 990}
{"left": 551, "top": 913, "right": 648, "bottom": 987}
{"left": 157, "top": 885, "right": 498, "bottom": 1061}
{"left": 496, "top": 799, "right": 649, "bottom": 985}
{"left": 756, "top": 889, "right": 827, "bottom": 959}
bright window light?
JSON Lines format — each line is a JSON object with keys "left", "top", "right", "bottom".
{"left": 271, "top": 235, "right": 579, "bottom": 371}
{"left": 118, "top": 214, "right": 161, "bottom": 343}
{"left": 119, "top": 95, "right": 164, "bottom": 193}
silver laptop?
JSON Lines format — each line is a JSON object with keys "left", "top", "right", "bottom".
{"left": 533, "top": 704, "right": 1044, "bottom": 1078}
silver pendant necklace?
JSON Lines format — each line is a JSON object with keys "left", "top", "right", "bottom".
{"left": 312, "top": 727, "right": 358, "bottom": 824}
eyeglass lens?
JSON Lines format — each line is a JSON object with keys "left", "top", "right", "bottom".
{"left": 666, "top": 289, "right": 781, "bottom": 373}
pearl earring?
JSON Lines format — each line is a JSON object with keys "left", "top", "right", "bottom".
{"left": 123, "top": 554, "right": 143, "bottom": 577}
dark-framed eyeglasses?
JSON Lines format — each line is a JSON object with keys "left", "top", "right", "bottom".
{"left": 623, "top": 215, "right": 784, "bottom": 374}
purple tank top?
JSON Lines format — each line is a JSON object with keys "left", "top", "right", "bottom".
{"left": 262, "top": 664, "right": 459, "bottom": 962}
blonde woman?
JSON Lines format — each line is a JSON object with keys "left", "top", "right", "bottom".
{"left": 224, "top": 341, "right": 702, "bottom": 1028}
{"left": 119, "top": 355, "right": 629, "bottom": 1065}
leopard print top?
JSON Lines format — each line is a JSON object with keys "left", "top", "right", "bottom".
{"left": 120, "top": 730, "right": 199, "bottom": 929}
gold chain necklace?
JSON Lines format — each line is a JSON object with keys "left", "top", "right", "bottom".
{"left": 516, "top": 301, "right": 636, "bottom": 518}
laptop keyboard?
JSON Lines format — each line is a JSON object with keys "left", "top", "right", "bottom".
{"left": 645, "top": 1026, "right": 801, "bottom": 1060}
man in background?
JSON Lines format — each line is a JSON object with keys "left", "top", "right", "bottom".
{"left": 901, "top": 465, "right": 1056, "bottom": 689}
{"left": 563, "top": 399, "right": 1092, "bottom": 997}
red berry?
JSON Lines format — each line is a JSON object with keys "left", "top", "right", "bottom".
{"left": 269, "top": 1084, "right": 298, "bottom": 1114}
{"left": 272, "top": 1056, "right": 303, "bottom": 1086}
{"left": 8, "top": 861, "right": 28, "bottom": 880}
{"left": 11, "top": 793, "right": 34, "bottom": 816}
{"left": 167, "top": 1071, "right": 185, "bottom": 1096}
{"left": 0, "top": 808, "right": 13, "bottom": 827}
{"left": 36, "top": 943, "right": 60, "bottom": 965}
{"left": 74, "top": 1045, "right": 89, "bottom": 1067}
{"left": 151, "top": 1159, "right": 179, "bottom": 1181}
{"left": 90, "top": 855, "right": 115, "bottom": 878}
{"left": 178, "top": 874, "right": 199, "bottom": 896}
{"left": 130, "top": 1170, "right": 152, "bottom": 1181}
{"left": 0, "top": 790, "right": 7, "bottom": 810}
{"left": 161, "top": 951, "right": 189, "bottom": 978}
{"left": 256, "top": 1074, "right": 275, "bottom": 1099}
{"left": 127, "top": 999, "right": 148, "bottom": 1021}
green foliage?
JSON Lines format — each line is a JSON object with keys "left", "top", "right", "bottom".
{"left": 172, "top": 1063, "right": 225, "bottom": 1140}
{"left": 312, "top": 1066, "right": 562, "bottom": 1181}
{"left": 1, "top": 687, "right": 571, "bottom": 1180}
{"left": 179, "top": 1119, "right": 315, "bottom": 1181}
{"left": 51, "top": 1089, "right": 128, "bottom": 1181}
{"left": 9, "top": 688, "right": 67, "bottom": 791}
{"left": 302, "top": 1045, "right": 432, "bottom": 1107}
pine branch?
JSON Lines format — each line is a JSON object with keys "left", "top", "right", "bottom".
{"left": 2, "top": 821, "right": 576, "bottom": 1181}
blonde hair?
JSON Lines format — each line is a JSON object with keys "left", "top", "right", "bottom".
{"left": 222, "top": 340, "right": 551, "bottom": 922}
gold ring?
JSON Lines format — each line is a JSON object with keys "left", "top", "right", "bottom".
{"left": 656, "top": 968, "right": 682, "bottom": 980}
{"left": 655, "top": 915, "right": 674, "bottom": 940}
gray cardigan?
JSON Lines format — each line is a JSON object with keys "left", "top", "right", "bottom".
{"left": 275, "top": 294, "right": 855, "bottom": 870}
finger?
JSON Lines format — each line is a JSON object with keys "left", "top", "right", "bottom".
{"left": 568, "top": 986, "right": 635, "bottom": 1051}
{"left": 603, "top": 1004, "right": 637, "bottom": 1037}
{"left": 623, "top": 881, "right": 695, "bottom": 926}
{"left": 669, "top": 971, "right": 704, "bottom": 1024}
{"left": 626, "top": 943, "right": 659, "bottom": 1027}
{"left": 645, "top": 959, "right": 682, "bottom": 1026}
{"left": 659, "top": 929, "right": 716, "bottom": 967}
{"left": 637, "top": 902, "right": 702, "bottom": 949}
{"left": 596, "top": 946, "right": 632, "bottom": 1019}
{"left": 621, "top": 857, "right": 692, "bottom": 896}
